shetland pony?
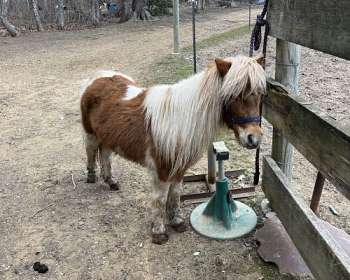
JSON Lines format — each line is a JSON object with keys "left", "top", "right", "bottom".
{"left": 80, "top": 55, "right": 266, "bottom": 244}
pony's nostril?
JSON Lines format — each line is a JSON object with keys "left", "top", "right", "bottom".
{"left": 247, "top": 134, "right": 254, "bottom": 145}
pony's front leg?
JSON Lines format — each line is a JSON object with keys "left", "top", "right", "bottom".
{"left": 151, "top": 179, "right": 170, "bottom": 244}
{"left": 167, "top": 182, "right": 187, "bottom": 232}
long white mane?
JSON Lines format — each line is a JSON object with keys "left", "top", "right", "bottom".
{"left": 143, "top": 55, "right": 266, "bottom": 176}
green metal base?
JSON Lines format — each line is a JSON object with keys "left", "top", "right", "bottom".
{"left": 190, "top": 178, "right": 257, "bottom": 240}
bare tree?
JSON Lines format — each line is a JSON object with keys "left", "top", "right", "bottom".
{"left": 133, "top": 0, "right": 152, "bottom": 20}
{"left": 42, "top": 0, "right": 49, "bottom": 15}
{"left": 91, "top": 0, "right": 99, "bottom": 26}
{"left": 119, "top": 0, "right": 151, "bottom": 22}
{"left": 57, "top": 0, "right": 64, "bottom": 30}
{"left": 119, "top": 0, "right": 133, "bottom": 23}
{"left": 0, "top": 0, "right": 18, "bottom": 36}
{"left": 30, "top": 0, "right": 44, "bottom": 31}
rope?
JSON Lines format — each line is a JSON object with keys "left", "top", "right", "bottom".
{"left": 248, "top": 0, "right": 270, "bottom": 186}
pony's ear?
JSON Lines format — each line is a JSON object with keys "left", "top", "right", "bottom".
{"left": 255, "top": 55, "right": 265, "bottom": 66}
{"left": 215, "top": 58, "right": 232, "bottom": 77}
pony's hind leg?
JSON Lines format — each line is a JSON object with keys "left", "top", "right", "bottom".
{"left": 99, "top": 146, "right": 120, "bottom": 191}
{"left": 85, "top": 133, "right": 98, "bottom": 183}
{"left": 167, "top": 182, "right": 187, "bottom": 232}
{"left": 151, "top": 178, "right": 171, "bottom": 244}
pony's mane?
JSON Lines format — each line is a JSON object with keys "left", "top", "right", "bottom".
{"left": 143, "top": 55, "right": 266, "bottom": 176}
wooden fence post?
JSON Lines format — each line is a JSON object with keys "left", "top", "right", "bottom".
{"left": 271, "top": 39, "right": 300, "bottom": 183}
{"left": 172, "top": 0, "right": 180, "bottom": 53}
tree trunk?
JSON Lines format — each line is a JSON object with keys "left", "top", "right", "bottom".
{"left": 0, "top": 0, "right": 18, "bottom": 36}
{"left": 57, "top": 0, "right": 64, "bottom": 30}
{"left": 42, "top": 0, "right": 49, "bottom": 20}
{"left": 119, "top": 0, "right": 133, "bottom": 22}
{"left": 30, "top": 0, "right": 44, "bottom": 31}
{"left": 120, "top": 0, "right": 151, "bottom": 22}
{"left": 91, "top": 0, "right": 99, "bottom": 26}
{"left": 133, "top": 0, "right": 151, "bottom": 20}
{"left": 200, "top": 0, "right": 206, "bottom": 10}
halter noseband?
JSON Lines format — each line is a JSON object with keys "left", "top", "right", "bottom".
{"left": 229, "top": 115, "right": 261, "bottom": 125}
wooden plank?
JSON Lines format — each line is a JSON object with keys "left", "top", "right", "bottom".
{"left": 267, "top": 0, "right": 350, "bottom": 60}
{"left": 262, "top": 156, "right": 350, "bottom": 280}
{"left": 263, "top": 79, "right": 350, "bottom": 199}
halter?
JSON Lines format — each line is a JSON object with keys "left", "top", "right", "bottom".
{"left": 229, "top": 115, "right": 261, "bottom": 126}
{"left": 224, "top": 98, "right": 262, "bottom": 127}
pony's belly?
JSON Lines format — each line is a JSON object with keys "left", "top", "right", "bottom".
{"left": 112, "top": 145, "right": 146, "bottom": 167}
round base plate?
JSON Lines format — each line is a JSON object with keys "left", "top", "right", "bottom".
{"left": 190, "top": 201, "right": 257, "bottom": 240}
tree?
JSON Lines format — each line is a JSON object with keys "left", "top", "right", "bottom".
{"left": 30, "top": 0, "right": 44, "bottom": 31}
{"left": 91, "top": 0, "right": 100, "bottom": 26}
{"left": 119, "top": 0, "right": 133, "bottom": 22}
{"left": 119, "top": 0, "right": 153, "bottom": 22}
{"left": 0, "top": 0, "right": 18, "bottom": 36}
{"left": 57, "top": 0, "right": 64, "bottom": 30}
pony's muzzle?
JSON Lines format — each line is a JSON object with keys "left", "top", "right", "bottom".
{"left": 237, "top": 126, "right": 262, "bottom": 149}
{"left": 246, "top": 133, "right": 261, "bottom": 149}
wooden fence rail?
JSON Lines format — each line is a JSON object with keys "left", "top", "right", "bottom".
{"left": 262, "top": 79, "right": 350, "bottom": 279}
{"left": 263, "top": 156, "right": 350, "bottom": 280}
{"left": 267, "top": 0, "right": 350, "bottom": 60}
{"left": 263, "top": 79, "right": 350, "bottom": 200}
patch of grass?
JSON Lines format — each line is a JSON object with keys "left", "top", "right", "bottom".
{"left": 146, "top": 24, "right": 250, "bottom": 85}
{"left": 151, "top": 55, "right": 193, "bottom": 85}
{"left": 183, "top": 24, "right": 250, "bottom": 52}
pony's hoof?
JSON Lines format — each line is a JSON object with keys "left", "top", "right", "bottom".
{"left": 109, "top": 182, "right": 120, "bottom": 191}
{"left": 152, "top": 233, "right": 169, "bottom": 245}
{"left": 87, "top": 174, "right": 97, "bottom": 183}
{"left": 171, "top": 222, "right": 187, "bottom": 233}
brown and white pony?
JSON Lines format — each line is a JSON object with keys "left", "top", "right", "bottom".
{"left": 80, "top": 55, "right": 266, "bottom": 244}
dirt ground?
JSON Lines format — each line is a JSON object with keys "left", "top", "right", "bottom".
{"left": 0, "top": 5, "right": 349, "bottom": 280}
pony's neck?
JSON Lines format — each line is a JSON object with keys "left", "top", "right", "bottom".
{"left": 144, "top": 68, "right": 224, "bottom": 176}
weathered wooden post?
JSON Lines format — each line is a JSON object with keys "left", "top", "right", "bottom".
{"left": 248, "top": 2, "right": 251, "bottom": 30}
{"left": 172, "top": 0, "right": 180, "bottom": 53}
{"left": 271, "top": 40, "right": 300, "bottom": 183}
{"left": 191, "top": 0, "right": 197, "bottom": 73}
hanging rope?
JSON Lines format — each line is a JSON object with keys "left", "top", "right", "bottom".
{"left": 248, "top": 0, "right": 270, "bottom": 186}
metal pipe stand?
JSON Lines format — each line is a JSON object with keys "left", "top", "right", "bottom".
{"left": 190, "top": 142, "right": 257, "bottom": 240}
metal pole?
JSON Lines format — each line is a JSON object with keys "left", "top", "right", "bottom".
{"left": 192, "top": 0, "right": 197, "bottom": 73}
{"left": 207, "top": 144, "right": 216, "bottom": 185}
{"left": 272, "top": 40, "right": 300, "bottom": 184}
{"left": 218, "top": 161, "right": 225, "bottom": 181}
{"left": 173, "top": 0, "right": 180, "bottom": 53}
{"left": 310, "top": 172, "right": 326, "bottom": 214}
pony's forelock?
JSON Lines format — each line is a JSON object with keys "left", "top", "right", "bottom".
{"left": 221, "top": 56, "right": 266, "bottom": 102}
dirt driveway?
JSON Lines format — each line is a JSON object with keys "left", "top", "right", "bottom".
{"left": 0, "top": 7, "right": 290, "bottom": 280}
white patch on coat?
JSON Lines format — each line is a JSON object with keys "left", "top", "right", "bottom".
{"left": 123, "top": 85, "right": 145, "bottom": 100}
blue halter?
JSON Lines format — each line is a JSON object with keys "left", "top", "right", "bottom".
{"left": 229, "top": 115, "right": 261, "bottom": 125}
